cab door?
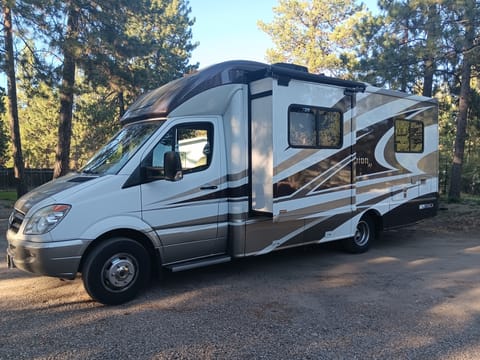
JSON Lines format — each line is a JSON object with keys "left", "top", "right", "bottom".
{"left": 141, "top": 117, "right": 226, "bottom": 264}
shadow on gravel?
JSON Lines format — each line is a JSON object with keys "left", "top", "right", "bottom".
{"left": 1, "top": 226, "right": 480, "bottom": 359}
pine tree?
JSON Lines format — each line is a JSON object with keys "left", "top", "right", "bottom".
{"left": 354, "top": 0, "right": 446, "bottom": 93}
{"left": 448, "top": 0, "right": 480, "bottom": 201}
{"left": 21, "top": 0, "right": 197, "bottom": 178}
{"left": 2, "top": 1, "right": 27, "bottom": 196}
{"left": 258, "top": 0, "right": 365, "bottom": 77}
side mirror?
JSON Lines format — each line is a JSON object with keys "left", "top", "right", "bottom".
{"left": 164, "top": 151, "right": 183, "bottom": 181}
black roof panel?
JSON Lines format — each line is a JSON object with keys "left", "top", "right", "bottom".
{"left": 121, "top": 60, "right": 366, "bottom": 124}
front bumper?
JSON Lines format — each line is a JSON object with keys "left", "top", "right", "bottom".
{"left": 6, "top": 229, "right": 90, "bottom": 280}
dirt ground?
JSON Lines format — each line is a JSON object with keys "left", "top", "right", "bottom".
{"left": 421, "top": 201, "right": 480, "bottom": 233}
{"left": 0, "top": 200, "right": 479, "bottom": 359}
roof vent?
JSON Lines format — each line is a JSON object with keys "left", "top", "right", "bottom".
{"left": 272, "top": 63, "right": 309, "bottom": 73}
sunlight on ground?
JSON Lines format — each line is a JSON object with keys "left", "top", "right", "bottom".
{"left": 367, "top": 256, "right": 401, "bottom": 264}
{"left": 463, "top": 245, "right": 480, "bottom": 254}
{"left": 406, "top": 257, "right": 438, "bottom": 267}
{"left": 429, "top": 287, "right": 480, "bottom": 323}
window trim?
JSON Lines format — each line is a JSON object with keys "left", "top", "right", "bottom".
{"left": 288, "top": 104, "right": 343, "bottom": 149}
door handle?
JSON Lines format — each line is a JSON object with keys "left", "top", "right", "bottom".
{"left": 200, "top": 185, "right": 218, "bottom": 190}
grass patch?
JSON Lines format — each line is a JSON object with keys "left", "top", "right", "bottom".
{"left": 440, "top": 193, "right": 480, "bottom": 206}
{"left": 461, "top": 194, "right": 480, "bottom": 206}
{"left": 0, "top": 191, "right": 17, "bottom": 202}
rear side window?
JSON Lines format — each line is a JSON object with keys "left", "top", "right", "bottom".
{"left": 289, "top": 105, "right": 343, "bottom": 148}
{"left": 394, "top": 119, "right": 424, "bottom": 153}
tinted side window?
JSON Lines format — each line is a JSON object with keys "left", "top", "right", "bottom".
{"left": 394, "top": 119, "right": 424, "bottom": 153}
{"left": 289, "top": 105, "right": 343, "bottom": 148}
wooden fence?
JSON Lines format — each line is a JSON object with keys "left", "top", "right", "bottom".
{"left": 0, "top": 168, "right": 54, "bottom": 191}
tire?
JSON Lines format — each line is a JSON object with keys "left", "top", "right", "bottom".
{"left": 82, "top": 237, "right": 151, "bottom": 305}
{"left": 342, "top": 215, "right": 375, "bottom": 254}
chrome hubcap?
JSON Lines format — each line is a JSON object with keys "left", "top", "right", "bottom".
{"left": 103, "top": 254, "right": 137, "bottom": 291}
{"left": 354, "top": 220, "right": 370, "bottom": 247}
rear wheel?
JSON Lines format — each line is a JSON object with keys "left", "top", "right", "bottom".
{"left": 342, "top": 215, "right": 375, "bottom": 253}
{"left": 82, "top": 237, "right": 151, "bottom": 305}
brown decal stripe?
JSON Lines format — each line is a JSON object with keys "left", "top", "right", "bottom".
{"left": 227, "top": 170, "right": 248, "bottom": 182}
{"left": 356, "top": 177, "right": 415, "bottom": 195}
{"left": 171, "top": 184, "right": 249, "bottom": 205}
{"left": 279, "top": 211, "right": 361, "bottom": 249}
{"left": 310, "top": 155, "right": 354, "bottom": 194}
{"left": 278, "top": 190, "right": 436, "bottom": 250}
{"left": 310, "top": 184, "right": 354, "bottom": 196}
{"left": 246, "top": 217, "right": 306, "bottom": 255}
{"left": 275, "top": 149, "right": 318, "bottom": 175}
{"left": 356, "top": 90, "right": 399, "bottom": 114}
{"left": 383, "top": 129, "right": 409, "bottom": 175}
{"left": 356, "top": 169, "right": 403, "bottom": 182}
{"left": 418, "top": 150, "right": 439, "bottom": 174}
{"left": 274, "top": 147, "right": 352, "bottom": 199}
{"left": 355, "top": 118, "right": 395, "bottom": 176}
{"left": 153, "top": 214, "right": 227, "bottom": 231}
{"left": 273, "top": 196, "right": 352, "bottom": 221}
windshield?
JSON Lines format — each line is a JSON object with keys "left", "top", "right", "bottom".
{"left": 82, "top": 121, "right": 163, "bottom": 175}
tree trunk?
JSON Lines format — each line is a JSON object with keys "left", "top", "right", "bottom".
{"left": 422, "top": 58, "right": 434, "bottom": 98}
{"left": 118, "top": 91, "right": 125, "bottom": 119}
{"left": 422, "top": 4, "right": 438, "bottom": 98}
{"left": 399, "top": 27, "right": 409, "bottom": 92}
{"left": 448, "top": 13, "right": 474, "bottom": 201}
{"left": 3, "top": 3, "right": 27, "bottom": 197}
{"left": 53, "top": 3, "right": 79, "bottom": 178}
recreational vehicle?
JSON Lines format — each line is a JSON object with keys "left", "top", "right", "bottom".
{"left": 6, "top": 61, "right": 439, "bottom": 304}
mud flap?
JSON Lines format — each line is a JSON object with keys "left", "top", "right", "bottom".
{"left": 6, "top": 253, "right": 16, "bottom": 269}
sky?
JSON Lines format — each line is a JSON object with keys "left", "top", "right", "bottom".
{"left": 188, "top": 0, "right": 277, "bottom": 68}
{"left": 188, "top": 0, "right": 379, "bottom": 69}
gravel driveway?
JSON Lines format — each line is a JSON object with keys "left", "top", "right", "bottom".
{"left": 1, "top": 205, "right": 480, "bottom": 359}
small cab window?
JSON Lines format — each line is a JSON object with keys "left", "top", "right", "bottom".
{"left": 147, "top": 122, "right": 213, "bottom": 174}
{"left": 394, "top": 119, "right": 424, "bottom": 153}
{"left": 289, "top": 105, "right": 342, "bottom": 148}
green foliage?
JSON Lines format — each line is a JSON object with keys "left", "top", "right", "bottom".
{"left": 353, "top": 0, "right": 445, "bottom": 93}
{"left": 0, "top": 191, "right": 17, "bottom": 201}
{"left": 15, "top": 76, "right": 122, "bottom": 170}
{"left": 17, "top": 82, "right": 59, "bottom": 168}
{"left": 435, "top": 80, "right": 480, "bottom": 197}
{"left": 258, "top": 0, "right": 366, "bottom": 77}
{"left": 31, "top": 0, "right": 199, "bottom": 102}
{"left": 71, "top": 81, "right": 121, "bottom": 168}
{"left": 120, "top": 0, "right": 198, "bottom": 93}
{"left": 2, "top": 0, "right": 197, "bottom": 172}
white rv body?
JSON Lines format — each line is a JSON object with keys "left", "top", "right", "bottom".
{"left": 6, "top": 61, "right": 438, "bottom": 304}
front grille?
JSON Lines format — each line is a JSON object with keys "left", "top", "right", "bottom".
{"left": 8, "top": 209, "right": 25, "bottom": 234}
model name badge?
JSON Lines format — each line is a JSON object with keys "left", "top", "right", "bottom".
{"left": 357, "top": 157, "right": 373, "bottom": 168}
{"left": 419, "top": 203, "right": 434, "bottom": 210}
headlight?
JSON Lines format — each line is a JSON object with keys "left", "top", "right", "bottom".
{"left": 24, "top": 204, "right": 71, "bottom": 235}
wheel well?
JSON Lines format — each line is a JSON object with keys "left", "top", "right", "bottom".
{"left": 79, "top": 229, "right": 160, "bottom": 276}
{"left": 362, "top": 209, "right": 383, "bottom": 238}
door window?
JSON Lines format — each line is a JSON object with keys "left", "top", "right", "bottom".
{"left": 146, "top": 122, "right": 213, "bottom": 174}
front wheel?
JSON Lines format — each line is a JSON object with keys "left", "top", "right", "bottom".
{"left": 342, "top": 215, "right": 375, "bottom": 254}
{"left": 82, "top": 237, "right": 151, "bottom": 305}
